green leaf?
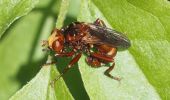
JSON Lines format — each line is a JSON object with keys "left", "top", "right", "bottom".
{"left": 0, "top": 0, "right": 73, "bottom": 99}
{"left": 55, "top": 0, "right": 70, "bottom": 28}
{"left": 0, "top": 0, "right": 39, "bottom": 38}
{"left": 77, "top": 0, "right": 170, "bottom": 99}
{"left": 2, "top": 0, "right": 170, "bottom": 99}
{"left": 0, "top": 9, "right": 49, "bottom": 99}
{"left": 10, "top": 65, "right": 73, "bottom": 100}
{"left": 9, "top": 65, "right": 51, "bottom": 100}
{"left": 9, "top": 0, "right": 74, "bottom": 99}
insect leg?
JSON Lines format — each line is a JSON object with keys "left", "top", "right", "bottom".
{"left": 86, "top": 56, "right": 101, "bottom": 67}
{"left": 104, "top": 62, "right": 121, "bottom": 81}
{"left": 50, "top": 53, "right": 82, "bottom": 85}
{"left": 90, "top": 52, "right": 113, "bottom": 62}
{"left": 90, "top": 52, "right": 121, "bottom": 81}
{"left": 94, "top": 18, "right": 106, "bottom": 27}
{"left": 87, "top": 52, "right": 112, "bottom": 67}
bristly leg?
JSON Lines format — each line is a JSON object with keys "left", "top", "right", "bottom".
{"left": 88, "top": 50, "right": 121, "bottom": 82}
{"left": 50, "top": 53, "right": 82, "bottom": 86}
{"left": 104, "top": 62, "right": 121, "bottom": 81}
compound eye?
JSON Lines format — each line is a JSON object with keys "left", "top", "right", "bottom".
{"left": 52, "top": 40, "right": 63, "bottom": 53}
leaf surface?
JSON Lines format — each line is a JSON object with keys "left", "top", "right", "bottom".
{"left": 77, "top": 0, "right": 170, "bottom": 99}
{"left": 2, "top": 0, "right": 170, "bottom": 99}
{"left": 0, "top": 0, "right": 73, "bottom": 99}
{"left": 0, "top": 0, "right": 39, "bottom": 38}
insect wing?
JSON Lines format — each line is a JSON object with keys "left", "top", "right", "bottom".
{"left": 89, "top": 24, "right": 131, "bottom": 49}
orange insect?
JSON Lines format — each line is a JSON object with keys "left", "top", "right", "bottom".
{"left": 47, "top": 18, "right": 131, "bottom": 83}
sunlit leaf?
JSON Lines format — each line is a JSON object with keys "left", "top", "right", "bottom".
{"left": 0, "top": 0, "right": 73, "bottom": 99}
{"left": 77, "top": 0, "right": 169, "bottom": 99}
{"left": 1, "top": 0, "right": 170, "bottom": 99}
{"left": 10, "top": 65, "right": 73, "bottom": 100}
{"left": 0, "top": 0, "right": 39, "bottom": 38}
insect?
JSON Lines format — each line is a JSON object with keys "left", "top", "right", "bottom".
{"left": 47, "top": 18, "right": 131, "bottom": 84}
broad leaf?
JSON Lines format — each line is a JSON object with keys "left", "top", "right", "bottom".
{"left": 9, "top": 0, "right": 74, "bottom": 99}
{"left": 10, "top": 65, "right": 73, "bottom": 100}
{"left": 0, "top": 0, "right": 39, "bottom": 38}
{"left": 0, "top": 10, "right": 49, "bottom": 99}
{"left": 0, "top": 0, "right": 73, "bottom": 99}
{"left": 2, "top": 0, "right": 170, "bottom": 99}
{"left": 10, "top": 65, "right": 52, "bottom": 100}
{"left": 77, "top": 0, "right": 170, "bottom": 99}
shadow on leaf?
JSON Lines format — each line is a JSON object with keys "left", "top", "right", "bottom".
{"left": 14, "top": 0, "right": 90, "bottom": 99}
{"left": 55, "top": 56, "right": 90, "bottom": 100}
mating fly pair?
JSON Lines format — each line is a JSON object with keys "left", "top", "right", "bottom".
{"left": 45, "top": 18, "right": 131, "bottom": 84}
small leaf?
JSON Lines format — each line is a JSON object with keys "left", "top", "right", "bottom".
{"left": 0, "top": 0, "right": 39, "bottom": 38}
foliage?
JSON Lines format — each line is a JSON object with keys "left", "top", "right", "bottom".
{"left": 0, "top": 0, "right": 170, "bottom": 100}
